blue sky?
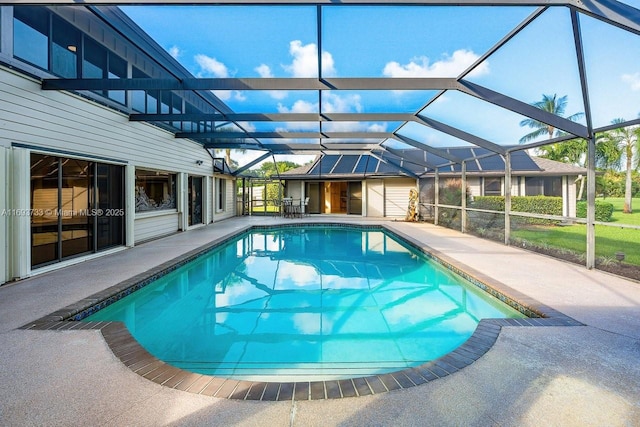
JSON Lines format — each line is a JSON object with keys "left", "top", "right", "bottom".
{"left": 122, "top": 4, "right": 640, "bottom": 167}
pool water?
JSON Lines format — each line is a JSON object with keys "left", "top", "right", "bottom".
{"left": 86, "top": 226, "right": 524, "bottom": 381}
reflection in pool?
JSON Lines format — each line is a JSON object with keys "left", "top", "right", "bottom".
{"left": 86, "top": 226, "right": 524, "bottom": 381}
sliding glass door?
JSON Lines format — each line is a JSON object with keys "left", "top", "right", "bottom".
{"left": 30, "top": 153, "right": 125, "bottom": 268}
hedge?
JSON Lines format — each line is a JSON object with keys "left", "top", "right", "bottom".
{"left": 576, "top": 200, "right": 614, "bottom": 222}
{"left": 471, "top": 196, "right": 563, "bottom": 225}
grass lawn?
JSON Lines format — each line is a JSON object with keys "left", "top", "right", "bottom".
{"left": 600, "top": 197, "right": 640, "bottom": 225}
{"left": 511, "top": 197, "right": 640, "bottom": 266}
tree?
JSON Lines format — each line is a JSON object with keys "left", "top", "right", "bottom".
{"left": 596, "top": 118, "right": 640, "bottom": 213}
{"left": 210, "top": 126, "right": 246, "bottom": 170}
{"left": 258, "top": 160, "right": 300, "bottom": 178}
{"left": 519, "top": 94, "right": 584, "bottom": 143}
{"left": 520, "top": 94, "right": 585, "bottom": 197}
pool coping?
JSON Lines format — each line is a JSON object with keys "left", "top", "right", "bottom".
{"left": 21, "top": 222, "right": 584, "bottom": 400}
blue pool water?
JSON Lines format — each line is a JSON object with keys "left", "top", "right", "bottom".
{"left": 86, "top": 226, "right": 524, "bottom": 381}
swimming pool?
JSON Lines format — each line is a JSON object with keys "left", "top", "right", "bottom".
{"left": 85, "top": 225, "right": 525, "bottom": 381}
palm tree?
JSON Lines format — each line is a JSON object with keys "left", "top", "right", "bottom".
{"left": 596, "top": 118, "right": 640, "bottom": 213}
{"left": 519, "top": 94, "right": 584, "bottom": 143}
{"left": 520, "top": 94, "right": 586, "bottom": 197}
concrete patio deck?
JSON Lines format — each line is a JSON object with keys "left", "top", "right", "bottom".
{"left": 1, "top": 216, "right": 639, "bottom": 426}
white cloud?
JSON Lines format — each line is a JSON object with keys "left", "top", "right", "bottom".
{"left": 322, "top": 92, "right": 362, "bottom": 114}
{"left": 622, "top": 72, "right": 640, "bottom": 91}
{"left": 168, "top": 45, "right": 181, "bottom": 60}
{"left": 276, "top": 100, "right": 318, "bottom": 131}
{"left": 282, "top": 40, "right": 336, "bottom": 77}
{"left": 367, "top": 123, "right": 387, "bottom": 132}
{"left": 255, "top": 63, "right": 288, "bottom": 100}
{"left": 195, "top": 54, "right": 229, "bottom": 77}
{"left": 194, "top": 54, "right": 245, "bottom": 101}
{"left": 277, "top": 94, "right": 386, "bottom": 133}
{"left": 383, "top": 49, "right": 489, "bottom": 78}
{"left": 278, "top": 99, "right": 317, "bottom": 114}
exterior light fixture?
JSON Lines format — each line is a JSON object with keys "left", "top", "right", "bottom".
{"left": 195, "top": 160, "right": 204, "bottom": 166}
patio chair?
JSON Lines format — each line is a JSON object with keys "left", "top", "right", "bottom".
{"left": 282, "top": 197, "right": 293, "bottom": 218}
{"left": 303, "top": 197, "right": 310, "bottom": 216}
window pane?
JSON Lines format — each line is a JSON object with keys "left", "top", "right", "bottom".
{"left": 83, "top": 37, "right": 106, "bottom": 79}
{"left": 147, "top": 91, "right": 159, "bottom": 114}
{"left": 51, "top": 15, "right": 79, "bottom": 78}
{"left": 525, "top": 177, "right": 543, "bottom": 196}
{"left": 13, "top": 7, "right": 49, "bottom": 70}
{"left": 188, "top": 176, "right": 203, "bottom": 226}
{"left": 31, "top": 154, "right": 59, "bottom": 267}
{"left": 484, "top": 178, "right": 502, "bottom": 196}
{"left": 60, "top": 158, "right": 93, "bottom": 259}
{"left": 217, "top": 178, "right": 226, "bottom": 211}
{"left": 108, "top": 52, "right": 127, "bottom": 104}
{"left": 545, "top": 177, "right": 562, "bottom": 197}
{"left": 131, "top": 67, "right": 147, "bottom": 112}
{"left": 97, "top": 164, "right": 125, "bottom": 250}
{"left": 135, "top": 170, "right": 176, "bottom": 212}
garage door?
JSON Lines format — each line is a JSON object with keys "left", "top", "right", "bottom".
{"left": 384, "top": 178, "right": 416, "bottom": 217}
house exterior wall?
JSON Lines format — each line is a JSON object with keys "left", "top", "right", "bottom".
{"left": 366, "top": 179, "right": 384, "bottom": 217}
{"left": 212, "top": 175, "right": 236, "bottom": 222}
{"left": 383, "top": 178, "right": 416, "bottom": 217}
{"left": 467, "top": 177, "right": 482, "bottom": 197}
{"left": 0, "top": 67, "right": 230, "bottom": 283}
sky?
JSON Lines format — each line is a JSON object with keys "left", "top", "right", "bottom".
{"left": 122, "top": 3, "right": 640, "bottom": 169}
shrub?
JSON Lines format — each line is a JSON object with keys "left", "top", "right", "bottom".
{"left": 471, "top": 196, "right": 562, "bottom": 225}
{"left": 576, "top": 200, "right": 614, "bottom": 222}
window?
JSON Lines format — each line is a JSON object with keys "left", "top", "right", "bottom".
{"left": 483, "top": 178, "right": 502, "bottom": 196}
{"left": 51, "top": 15, "right": 79, "bottom": 78}
{"left": 216, "top": 178, "right": 226, "bottom": 212}
{"left": 525, "top": 177, "right": 562, "bottom": 197}
{"left": 13, "top": 7, "right": 49, "bottom": 70}
{"left": 82, "top": 35, "right": 127, "bottom": 104}
{"left": 135, "top": 170, "right": 176, "bottom": 212}
{"left": 30, "top": 153, "right": 125, "bottom": 268}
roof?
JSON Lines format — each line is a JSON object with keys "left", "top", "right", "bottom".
{"left": 530, "top": 156, "right": 587, "bottom": 175}
{"left": 281, "top": 149, "right": 586, "bottom": 179}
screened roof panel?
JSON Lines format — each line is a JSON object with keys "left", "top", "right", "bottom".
{"left": 322, "top": 6, "right": 537, "bottom": 78}
{"left": 332, "top": 155, "right": 359, "bottom": 174}
{"left": 27, "top": 2, "right": 640, "bottom": 170}
{"left": 354, "top": 156, "right": 371, "bottom": 174}
{"left": 420, "top": 90, "right": 565, "bottom": 146}
{"left": 465, "top": 7, "right": 587, "bottom": 131}
{"left": 511, "top": 151, "right": 541, "bottom": 171}
{"left": 320, "top": 90, "right": 440, "bottom": 114}
{"left": 395, "top": 120, "right": 476, "bottom": 149}
{"left": 579, "top": 13, "right": 640, "bottom": 128}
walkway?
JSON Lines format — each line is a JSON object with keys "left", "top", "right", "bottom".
{"left": 1, "top": 216, "right": 639, "bottom": 426}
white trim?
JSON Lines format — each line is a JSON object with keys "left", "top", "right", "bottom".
{"left": 11, "top": 148, "right": 30, "bottom": 280}
{"left": 0, "top": 147, "right": 7, "bottom": 284}
{"left": 135, "top": 209, "right": 179, "bottom": 219}
{"left": 125, "top": 164, "right": 135, "bottom": 247}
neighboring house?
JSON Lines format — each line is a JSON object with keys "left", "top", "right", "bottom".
{"left": 0, "top": 6, "right": 235, "bottom": 284}
{"left": 281, "top": 148, "right": 586, "bottom": 218}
